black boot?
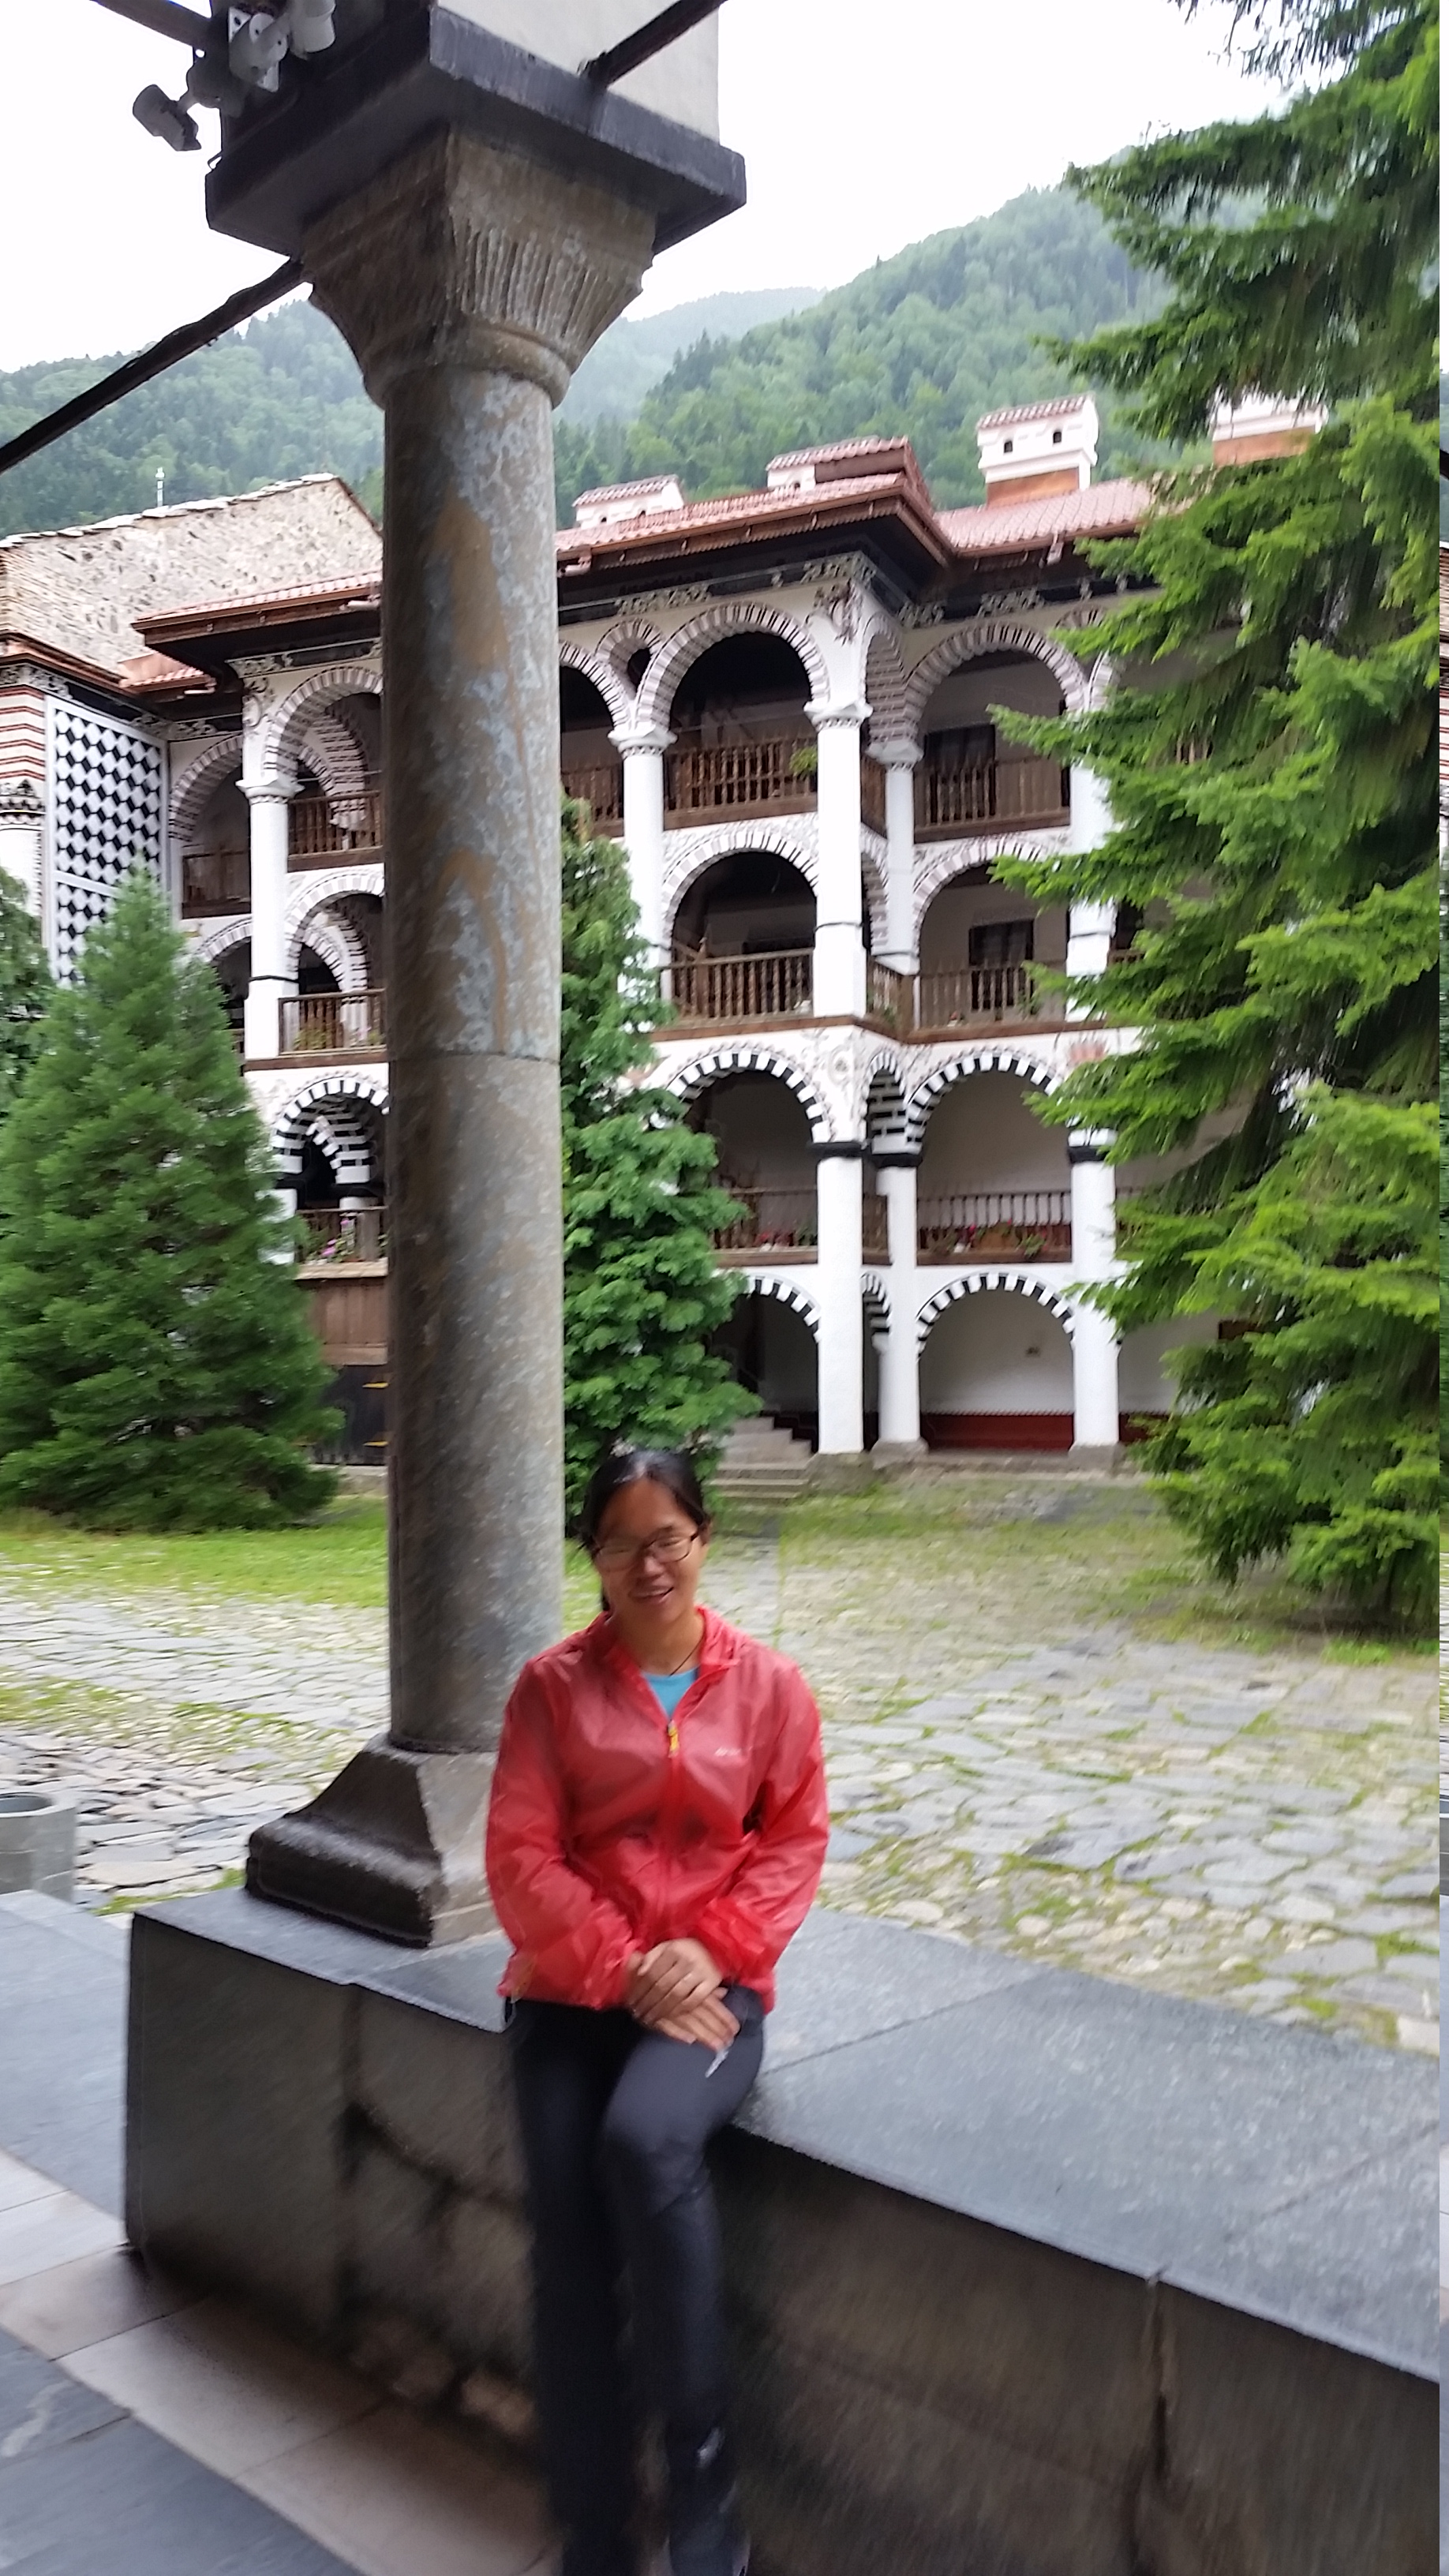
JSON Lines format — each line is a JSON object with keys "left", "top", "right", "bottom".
{"left": 664, "top": 2426, "right": 749, "bottom": 2576}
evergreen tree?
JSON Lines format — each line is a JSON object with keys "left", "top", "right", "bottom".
{"left": 560, "top": 804, "right": 750, "bottom": 1520}
{"left": 999, "top": 0, "right": 1436, "bottom": 1623}
{"left": 0, "top": 872, "right": 339, "bottom": 1529}
{"left": 0, "top": 867, "right": 51, "bottom": 1119}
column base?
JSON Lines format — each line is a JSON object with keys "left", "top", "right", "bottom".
{"left": 871, "top": 1439, "right": 927, "bottom": 1474}
{"left": 1069, "top": 1443, "right": 1125, "bottom": 1471}
{"left": 246, "top": 1735, "right": 495, "bottom": 1948}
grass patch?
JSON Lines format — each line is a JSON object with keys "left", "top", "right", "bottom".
{"left": 0, "top": 1500, "right": 390, "bottom": 1610}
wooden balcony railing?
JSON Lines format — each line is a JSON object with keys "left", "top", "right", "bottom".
{"left": 287, "top": 783, "right": 384, "bottom": 867}
{"left": 279, "top": 989, "right": 387, "bottom": 1054}
{"left": 182, "top": 847, "right": 249, "bottom": 915}
{"left": 915, "top": 754, "right": 1069, "bottom": 840}
{"left": 298, "top": 1204, "right": 387, "bottom": 1264}
{"left": 915, "top": 963, "right": 1038, "bottom": 1031}
{"left": 862, "top": 1190, "right": 889, "bottom": 1257}
{"left": 867, "top": 958, "right": 912, "bottom": 1031}
{"left": 917, "top": 1191, "right": 1070, "bottom": 1263}
{"left": 665, "top": 736, "right": 817, "bottom": 824}
{"left": 562, "top": 762, "right": 624, "bottom": 829}
{"left": 713, "top": 1188, "right": 817, "bottom": 1256}
{"left": 668, "top": 948, "right": 812, "bottom": 1024}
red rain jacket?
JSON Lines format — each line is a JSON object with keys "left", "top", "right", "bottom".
{"left": 485, "top": 1606, "right": 828, "bottom": 2012}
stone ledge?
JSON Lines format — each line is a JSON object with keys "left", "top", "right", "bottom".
{"left": 125, "top": 1893, "right": 1436, "bottom": 2576}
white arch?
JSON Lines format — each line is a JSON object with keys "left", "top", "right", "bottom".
{"left": 170, "top": 737, "right": 243, "bottom": 842}
{"left": 913, "top": 826, "right": 1069, "bottom": 937}
{"left": 916, "top": 1271, "right": 1077, "bottom": 1349}
{"left": 189, "top": 917, "right": 251, "bottom": 968}
{"left": 635, "top": 601, "right": 830, "bottom": 736}
{"left": 665, "top": 1042, "right": 835, "bottom": 1145}
{"left": 301, "top": 1106, "right": 377, "bottom": 1190}
{"left": 560, "top": 639, "right": 631, "bottom": 731}
{"left": 599, "top": 615, "right": 661, "bottom": 688}
{"left": 260, "top": 661, "right": 382, "bottom": 783}
{"left": 286, "top": 896, "right": 371, "bottom": 988}
{"left": 661, "top": 818, "right": 886, "bottom": 958}
{"left": 282, "top": 863, "right": 384, "bottom": 960}
{"left": 907, "top": 1046, "right": 1058, "bottom": 1151}
{"left": 732, "top": 1274, "right": 821, "bottom": 1339}
{"left": 271, "top": 1072, "right": 388, "bottom": 1176}
{"left": 862, "top": 1271, "right": 891, "bottom": 1347}
{"left": 904, "top": 620, "right": 1089, "bottom": 736}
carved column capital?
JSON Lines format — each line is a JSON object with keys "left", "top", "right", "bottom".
{"left": 304, "top": 130, "right": 654, "bottom": 405}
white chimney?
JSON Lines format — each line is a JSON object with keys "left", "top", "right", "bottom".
{"left": 573, "top": 475, "right": 687, "bottom": 531}
{"left": 976, "top": 395, "right": 1099, "bottom": 506}
{"left": 1210, "top": 393, "right": 1328, "bottom": 466}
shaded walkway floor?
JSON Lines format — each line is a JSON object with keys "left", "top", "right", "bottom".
{"left": 0, "top": 1896, "right": 549, "bottom": 2576}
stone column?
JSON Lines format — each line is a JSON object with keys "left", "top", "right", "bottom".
{"left": 0, "top": 781, "right": 43, "bottom": 915}
{"left": 242, "top": 781, "right": 296, "bottom": 1060}
{"left": 810, "top": 700, "right": 867, "bottom": 1018}
{"left": 612, "top": 721, "right": 672, "bottom": 962}
{"left": 872, "top": 742, "right": 920, "bottom": 975}
{"left": 1069, "top": 1129, "right": 1119, "bottom": 1458}
{"left": 246, "top": 132, "right": 653, "bottom": 1944}
{"left": 814, "top": 1145, "right": 864, "bottom": 1461}
{"left": 874, "top": 1156, "right": 924, "bottom": 1458}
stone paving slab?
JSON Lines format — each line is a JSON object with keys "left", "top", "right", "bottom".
{"left": 0, "top": 1513, "right": 1436, "bottom": 2050}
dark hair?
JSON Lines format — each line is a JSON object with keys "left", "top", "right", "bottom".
{"left": 577, "top": 1445, "right": 711, "bottom": 1554}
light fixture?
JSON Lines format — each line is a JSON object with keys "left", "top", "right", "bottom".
{"left": 132, "top": 80, "right": 201, "bottom": 148}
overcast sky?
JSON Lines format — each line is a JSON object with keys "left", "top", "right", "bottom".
{"left": 1, "top": 0, "right": 1289, "bottom": 370}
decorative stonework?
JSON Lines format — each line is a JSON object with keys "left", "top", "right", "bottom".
{"left": 283, "top": 865, "right": 384, "bottom": 972}
{"left": 902, "top": 621, "right": 1090, "bottom": 732}
{"left": 634, "top": 601, "right": 830, "bottom": 736}
{"left": 289, "top": 902, "right": 370, "bottom": 993}
{"left": 863, "top": 623, "right": 910, "bottom": 741}
{"left": 862, "top": 1273, "right": 891, "bottom": 1346}
{"left": 736, "top": 1273, "right": 821, "bottom": 1338}
{"left": 260, "top": 663, "right": 382, "bottom": 786}
{"left": 916, "top": 1270, "right": 1078, "bottom": 1346}
{"left": 560, "top": 639, "right": 631, "bottom": 729}
{"left": 906, "top": 1046, "right": 1058, "bottom": 1149}
{"left": 304, "top": 130, "right": 653, "bottom": 406}
{"left": 170, "top": 737, "right": 243, "bottom": 844}
{"left": 661, "top": 1040, "right": 835, "bottom": 1144}
{"left": 189, "top": 917, "right": 251, "bottom": 968}
{"left": 270, "top": 1070, "right": 389, "bottom": 1179}
{"left": 913, "top": 825, "right": 1071, "bottom": 927}
{"left": 598, "top": 616, "right": 661, "bottom": 683}
{"left": 862, "top": 1058, "right": 908, "bottom": 1148}
{"left": 660, "top": 814, "right": 886, "bottom": 953}
{"left": 48, "top": 701, "right": 163, "bottom": 979}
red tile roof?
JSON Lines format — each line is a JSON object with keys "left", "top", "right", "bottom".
{"left": 936, "top": 476, "right": 1155, "bottom": 556}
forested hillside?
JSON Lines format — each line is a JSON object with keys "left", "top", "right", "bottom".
{"left": 0, "top": 186, "right": 1158, "bottom": 542}
{"left": 553, "top": 188, "right": 1165, "bottom": 514}
{"left": 562, "top": 286, "right": 820, "bottom": 421}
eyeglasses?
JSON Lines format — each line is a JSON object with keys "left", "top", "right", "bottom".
{"left": 592, "top": 1528, "right": 701, "bottom": 1571}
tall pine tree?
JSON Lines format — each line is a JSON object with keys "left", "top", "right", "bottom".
{"left": 560, "top": 803, "right": 750, "bottom": 1520}
{"left": 0, "top": 872, "right": 339, "bottom": 1528}
{"left": 0, "top": 866, "right": 51, "bottom": 1121}
{"left": 1000, "top": 0, "right": 1436, "bottom": 1623}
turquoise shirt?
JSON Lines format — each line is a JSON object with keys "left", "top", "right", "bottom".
{"left": 646, "top": 1668, "right": 697, "bottom": 1721}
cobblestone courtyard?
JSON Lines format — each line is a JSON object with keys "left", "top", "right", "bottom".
{"left": 0, "top": 1478, "right": 1435, "bottom": 2052}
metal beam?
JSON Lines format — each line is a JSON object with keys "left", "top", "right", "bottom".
{"left": 0, "top": 260, "right": 303, "bottom": 482}
{"left": 582, "top": 0, "right": 724, "bottom": 88}
{"left": 88, "top": 0, "right": 215, "bottom": 43}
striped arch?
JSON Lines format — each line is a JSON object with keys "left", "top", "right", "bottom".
{"left": 913, "top": 826, "right": 1068, "bottom": 940}
{"left": 734, "top": 1274, "right": 821, "bottom": 1339}
{"left": 598, "top": 616, "right": 661, "bottom": 687}
{"left": 861, "top": 1054, "right": 908, "bottom": 1153}
{"left": 907, "top": 1045, "right": 1058, "bottom": 1151}
{"left": 635, "top": 601, "right": 830, "bottom": 735}
{"left": 302, "top": 1106, "right": 377, "bottom": 1190}
{"left": 271, "top": 1072, "right": 388, "bottom": 1180}
{"left": 260, "top": 661, "right": 381, "bottom": 783}
{"left": 170, "top": 736, "right": 242, "bottom": 841}
{"left": 862, "top": 1271, "right": 891, "bottom": 1348}
{"left": 916, "top": 1270, "right": 1077, "bottom": 1350}
{"left": 300, "top": 709, "right": 370, "bottom": 826}
{"left": 189, "top": 918, "right": 251, "bottom": 968}
{"left": 903, "top": 620, "right": 1089, "bottom": 735}
{"left": 665, "top": 1042, "right": 835, "bottom": 1145}
{"left": 560, "top": 639, "right": 631, "bottom": 730}
{"left": 863, "top": 623, "right": 910, "bottom": 743}
{"left": 662, "top": 822, "right": 816, "bottom": 944}
{"left": 289, "top": 902, "right": 369, "bottom": 992}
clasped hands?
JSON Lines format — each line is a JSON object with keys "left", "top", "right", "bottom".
{"left": 625, "top": 1938, "right": 738, "bottom": 2050}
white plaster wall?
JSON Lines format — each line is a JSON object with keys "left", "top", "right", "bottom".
{"left": 917, "top": 1073, "right": 1068, "bottom": 1196}
{"left": 1118, "top": 1312, "right": 1219, "bottom": 1412}
{"left": 919, "top": 1290, "right": 1074, "bottom": 1413}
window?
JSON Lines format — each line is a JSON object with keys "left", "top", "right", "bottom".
{"left": 969, "top": 918, "right": 1035, "bottom": 969}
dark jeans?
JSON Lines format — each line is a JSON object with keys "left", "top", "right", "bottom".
{"left": 508, "top": 1986, "right": 764, "bottom": 2559}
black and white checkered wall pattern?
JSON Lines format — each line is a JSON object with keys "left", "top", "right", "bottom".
{"left": 51, "top": 704, "right": 163, "bottom": 978}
